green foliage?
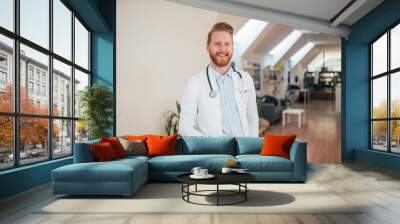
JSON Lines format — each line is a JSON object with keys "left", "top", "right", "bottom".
{"left": 165, "top": 101, "right": 181, "bottom": 135}
{"left": 79, "top": 84, "right": 113, "bottom": 140}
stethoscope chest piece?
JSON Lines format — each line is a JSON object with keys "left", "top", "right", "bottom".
{"left": 206, "top": 64, "right": 242, "bottom": 99}
{"left": 209, "top": 91, "right": 217, "bottom": 98}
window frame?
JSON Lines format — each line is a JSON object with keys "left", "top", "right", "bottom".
{"left": 0, "top": 0, "right": 92, "bottom": 171}
{"left": 370, "top": 20, "right": 400, "bottom": 154}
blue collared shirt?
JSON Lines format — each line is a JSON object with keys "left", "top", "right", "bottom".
{"left": 210, "top": 65, "right": 244, "bottom": 136}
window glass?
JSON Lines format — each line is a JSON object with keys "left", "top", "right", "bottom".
{"left": 0, "top": 35, "right": 13, "bottom": 112}
{"left": 74, "top": 18, "right": 89, "bottom": 69}
{"left": 372, "top": 121, "right": 388, "bottom": 151}
{"left": 20, "top": 44, "right": 49, "bottom": 115}
{"left": 53, "top": 59, "right": 72, "bottom": 117}
{"left": 0, "top": 116, "right": 13, "bottom": 170}
{"left": 391, "top": 72, "right": 400, "bottom": 118}
{"left": 391, "top": 24, "right": 400, "bottom": 70}
{"left": 53, "top": 0, "right": 72, "bottom": 60}
{"left": 20, "top": 117, "right": 49, "bottom": 165}
{"left": 20, "top": 0, "right": 49, "bottom": 49}
{"left": 372, "top": 33, "right": 387, "bottom": 76}
{"left": 53, "top": 119, "right": 72, "bottom": 157}
{"left": 75, "top": 120, "right": 88, "bottom": 143}
{"left": 372, "top": 76, "right": 387, "bottom": 119}
{"left": 391, "top": 120, "right": 400, "bottom": 153}
{"left": 0, "top": 0, "right": 14, "bottom": 31}
{"left": 74, "top": 69, "right": 89, "bottom": 118}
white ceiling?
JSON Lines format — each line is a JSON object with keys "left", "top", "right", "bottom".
{"left": 224, "top": 0, "right": 383, "bottom": 25}
{"left": 168, "top": 0, "right": 384, "bottom": 36}
{"left": 226, "top": 0, "right": 351, "bottom": 22}
{"left": 167, "top": 0, "right": 382, "bottom": 69}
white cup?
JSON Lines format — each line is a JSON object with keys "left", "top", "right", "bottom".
{"left": 221, "top": 167, "right": 232, "bottom": 174}
{"left": 191, "top": 167, "right": 202, "bottom": 176}
{"left": 200, "top": 169, "right": 208, "bottom": 176}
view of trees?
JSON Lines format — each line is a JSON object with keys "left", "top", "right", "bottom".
{"left": 0, "top": 85, "right": 59, "bottom": 155}
{"left": 372, "top": 99, "right": 400, "bottom": 149}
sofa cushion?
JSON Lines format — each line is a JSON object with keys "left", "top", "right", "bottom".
{"left": 53, "top": 158, "right": 147, "bottom": 183}
{"left": 260, "top": 134, "right": 296, "bottom": 159}
{"left": 91, "top": 142, "right": 118, "bottom": 161}
{"left": 236, "top": 137, "right": 264, "bottom": 155}
{"left": 118, "top": 138, "right": 148, "bottom": 156}
{"left": 176, "top": 137, "right": 235, "bottom": 155}
{"left": 148, "top": 154, "right": 235, "bottom": 172}
{"left": 101, "top": 137, "right": 127, "bottom": 158}
{"left": 236, "top": 155, "right": 293, "bottom": 172}
{"left": 147, "top": 135, "right": 177, "bottom": 157}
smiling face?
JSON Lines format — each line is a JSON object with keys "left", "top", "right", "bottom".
{"left": 207, "top": 31, "right": 233, "bottom": 68}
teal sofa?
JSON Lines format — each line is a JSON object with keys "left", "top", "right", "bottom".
{"left": 52, "top": 137, "right": 307, "bottom": 196}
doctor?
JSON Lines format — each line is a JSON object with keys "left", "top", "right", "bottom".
{"left": 179, "top": 22, "right": 259, "bottom": 137}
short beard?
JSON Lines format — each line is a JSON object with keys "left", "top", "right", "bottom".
{"left": 209, "top": 51, "right": 232, "bottom": 67}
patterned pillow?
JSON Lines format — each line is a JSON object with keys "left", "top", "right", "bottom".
{"left": 118, "top": 137, "right": 147, "bottom": 156}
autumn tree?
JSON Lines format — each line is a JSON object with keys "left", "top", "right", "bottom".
{"left": 0, "top": 84, "right": 59, "bottom": 152}
{"left": 372, "top": 99, "right": 400, "bottom": 143}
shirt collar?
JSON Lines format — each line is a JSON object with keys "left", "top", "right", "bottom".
{"left": 209, "top": 64, "right": 233, "bottom": 80}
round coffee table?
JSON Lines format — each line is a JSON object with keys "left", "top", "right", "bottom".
{"left": 177, "top": 173, "right": 255, "bottom": 206}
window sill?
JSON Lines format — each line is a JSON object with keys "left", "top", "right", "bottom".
{"left": 0, "top": 156, "right": 72, "bottom": 176}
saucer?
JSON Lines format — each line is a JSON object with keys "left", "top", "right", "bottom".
{"left": 190, "top": 174, "right": 215, "bottom": 179}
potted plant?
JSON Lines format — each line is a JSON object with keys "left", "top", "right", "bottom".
{"left": 79, "top": 84, "right": 113, "bottom": 140}
{"left": 165, "top": 101, "right": 181, "bottom": 135}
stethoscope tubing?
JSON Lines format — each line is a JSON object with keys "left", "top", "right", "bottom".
{"left": 206, "top": 64, "right": 242, "bottom": 98}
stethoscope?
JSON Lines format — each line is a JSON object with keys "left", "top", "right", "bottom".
{"left": 206, "top": 64, "right": 243, "bottom": 98}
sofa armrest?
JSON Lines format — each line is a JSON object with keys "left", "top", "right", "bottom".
{"left": 73, "top": 140, "right": 100, "bottom": 163}
{"left": 289, "top": 141, "right": 307, "bottom": 181}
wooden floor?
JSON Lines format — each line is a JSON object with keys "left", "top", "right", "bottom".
{"left": 268, "top": 100, "right": 341, "bottom": 164}
{"left": 1, "top": 162, "right": 400, "bottom": 224}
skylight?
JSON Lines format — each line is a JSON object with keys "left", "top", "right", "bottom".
{"left": 290, "top": 42, "right": 315, "bottom": 68}
{"left": 233, "top": 19, "right": 268, "bottom": 57}
{"left": 269, "top": 30, "right": 302, "bottom": 65}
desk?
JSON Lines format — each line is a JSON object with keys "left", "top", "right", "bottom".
{"left": 282, "top": 109, "right": 306, "bottom": 128}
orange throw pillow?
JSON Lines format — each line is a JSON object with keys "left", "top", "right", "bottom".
{"left": 146, "top": 135, "right": 177, "bottom": 157}
{"left": 101, "top": 137, "right": 127, "bottom": 158}
{"left": 260, "top": 134, "right": 296, "bottom": 159}
{"left": 91, "top": 142, "right": 117, "bottom": 161}
{"left": 124, "top": 135, "right": 152, "bottom": 141}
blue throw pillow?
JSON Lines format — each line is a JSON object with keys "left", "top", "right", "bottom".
{"left": 177, "top": 136, "right": 235, "bottom": 155}
{"left": 236, "top": 137, "right": 264, "bottom": 155}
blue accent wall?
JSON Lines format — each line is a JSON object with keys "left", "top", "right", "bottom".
{"left": 343, "top": 0, "right": 400, "bottom": 171}
{"left": 0, "top": 158, "right": 72, "bottom": 199}
{"left": 0, "top": 0, "right": 116, "bottom": 200}
{"left": 91, "top": 0, "right": 116, "bottom": 135}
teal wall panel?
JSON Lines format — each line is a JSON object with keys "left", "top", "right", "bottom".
{"left": 343, "top": 0, "right": 400, "bottom": 171}
{"left": 0, "top": 158, "right": 72, "bottom": 199}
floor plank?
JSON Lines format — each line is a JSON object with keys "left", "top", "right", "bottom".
{"left": 268, "top": 100, "right": 341, "bottom": 164}
{"left": 1, "top": 163, "right": 400, "bottom": 224}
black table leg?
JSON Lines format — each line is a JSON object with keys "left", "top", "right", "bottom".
{"left": 216, "top": 184, "right": 219, "bottom": 206}
{"left": 245, "top": 183, "right": 247, "bottom": 201}
{"left": 195, "top": 184, "right": 197, "bottom": 192}
{"left": 187, "top": 184, "right": 190, "bottom": 202}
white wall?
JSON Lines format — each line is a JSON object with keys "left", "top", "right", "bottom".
{"left": 117, "top": 0, "right": 219, "bottom": 135}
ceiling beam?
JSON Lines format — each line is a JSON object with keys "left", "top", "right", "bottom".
{"left": 166, "top": 0, "right": 351, "bottom": 37}
{"left": 330, "top": 0, "right": 368, "bottom": 27}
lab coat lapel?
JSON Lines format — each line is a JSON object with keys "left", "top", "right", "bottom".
{"left": 232, "top": 72, "right": 248, "bottom": 135}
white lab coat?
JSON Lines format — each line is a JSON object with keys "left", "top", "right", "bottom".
{"left": 179, "top": 67, "right": 259, "bottom": 137}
